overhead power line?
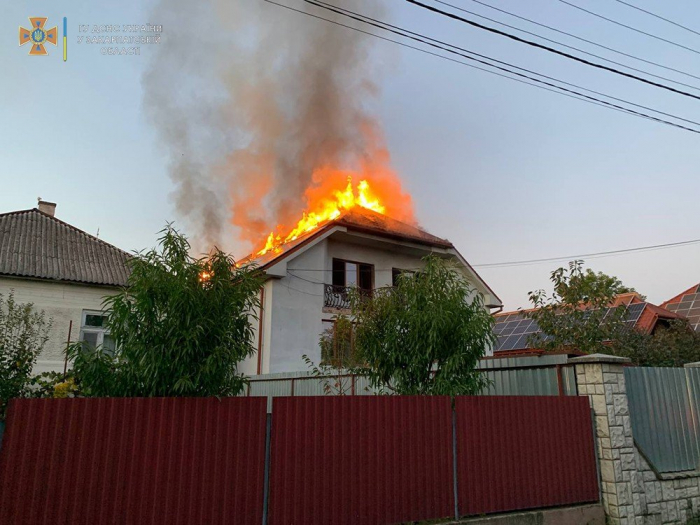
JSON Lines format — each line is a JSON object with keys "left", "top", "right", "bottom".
{"left": 612, "top": 0, "right": 700, "bottom": 38}
{"left": 263, "top": 0, "right": 655, "bottom": 125}
{"left": 454, "top": 0, "right": 700, "bottom": 84}
{"left": 406, "top": 0, "right": 700, "bottom": 101}
{"left": 311, "top": 0, "right": 700, "bottom": 128}
{"left": 430, "top": 0, "right": 700, "bottom": 92}
{"left": 287, "top": 237, "right": 700, "bottom": 272}
{"left": 296, "top": 0, "right": 700, "bottom": 133}
{"left": 557, "top": 0, "right": 700, "bottom": 55}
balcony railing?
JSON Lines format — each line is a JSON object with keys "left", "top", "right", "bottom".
{"left": 323, "top": 285, "right": 372, "bottom": 309}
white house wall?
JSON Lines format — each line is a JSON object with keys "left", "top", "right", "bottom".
{"left": 0, "top": 277, "right": 118, "bottom": 374}
{"left": 252, "top": 233, "right": 496, "bottom": 374}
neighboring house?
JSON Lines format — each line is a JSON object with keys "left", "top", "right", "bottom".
{"left": 0, "top": 202, "right": 130, "bottom": 373}
{"left": 661, "top": 283, "right": 700, "bottom": 331}
{"left": 493, "top": 292, "right": 682, "bottom": 356}
{"left": 238, "top": 208, "right": 502, "bottom": 375}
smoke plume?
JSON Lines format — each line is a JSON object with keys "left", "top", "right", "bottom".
{"left": 143, "top": 0, "right": 411, "bottom": 254}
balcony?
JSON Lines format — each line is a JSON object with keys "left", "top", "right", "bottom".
{"left": 323, "top": 285, "right": 372, "bottom": 310}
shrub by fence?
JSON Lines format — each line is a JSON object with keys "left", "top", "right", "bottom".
{"left": 0, "top": 395, "right": 598, "bottom": 525}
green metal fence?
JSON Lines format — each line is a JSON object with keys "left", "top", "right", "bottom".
{"left": 244, "top": 354, "right": 578, "bottom": 411}
{"left": 624, "top": 366, "right": 700, "bottom": 473}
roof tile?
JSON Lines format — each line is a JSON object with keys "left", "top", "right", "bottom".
{"left": 0, "top": 208, "right": 130, "bottom": 287}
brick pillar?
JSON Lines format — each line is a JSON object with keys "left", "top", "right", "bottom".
{"left": 570, "top": 353, "right": 634, "bottom": 524}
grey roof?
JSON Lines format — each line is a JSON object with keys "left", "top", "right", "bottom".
{"left": 0, "top": 208, "right": 131, "bottom": 286}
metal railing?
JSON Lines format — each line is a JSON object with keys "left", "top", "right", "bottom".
{"left": 323, "top": 284, "right": 372, "bottom": 309}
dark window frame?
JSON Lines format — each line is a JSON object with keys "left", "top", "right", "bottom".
{"left": 331, "top": 258, "right": 374, "bottom": 291}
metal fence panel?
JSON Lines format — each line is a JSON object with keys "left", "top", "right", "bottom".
{"left": 455, "top": 396, "right": 599, "bottom": 516}
{"left": 247, "top": 355, "right": 578, "bottom": 402}
{"left": 624, "top": 367, "right": 700, "bottom": 473}
{"left": 268, "top": 396, "right": 455, "bottom": 525}
{"left": 0, "top": 397, "right": 268, "bottom": 525}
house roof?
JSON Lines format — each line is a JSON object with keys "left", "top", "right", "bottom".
{"left": 245, "top": 207, "right": 501, "bottom": 306}
{"left": 493, "top": 298, "right": 682, "bottom": 354}
{"left": 0, "top": 208, "right": 131, "bottom": 287}
{"left": 249, "top": 208, "right": 454, "bottom": 269}
{"left": 661, "top": 283, "right": 700, "bottom": 331}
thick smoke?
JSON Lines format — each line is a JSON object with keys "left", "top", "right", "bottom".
{"left": 143, "top": 0, "right": 403, "bottom": 254}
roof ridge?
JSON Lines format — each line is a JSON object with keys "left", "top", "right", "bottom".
{"left": 1, "top": 208, "right": 132, "bottom": 259}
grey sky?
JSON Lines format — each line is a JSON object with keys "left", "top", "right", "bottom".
{"left": 2, "top": 0, "right": 700, "bottom": 310}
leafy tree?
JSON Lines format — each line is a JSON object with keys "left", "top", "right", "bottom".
{"left": 528, "top": 261, "right": 633, "bottom": 354}
{"left": 0, "top": 291, "right": 51, "bottom": 420}
{"left": 610, "top": 320, "right": 700, "bottom": 367}
{"left": 69, "top": 225, "right": 263, "bottom": 397}
{"left": 350, "top": 255, "right": 495, "bottom": 395}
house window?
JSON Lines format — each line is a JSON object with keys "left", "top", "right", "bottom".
{"left": 332, "top": 259, "right": 373, "bottom": 291}
{"left": 392, "top": 268, "right": 414, "bottom": 287}
{"left": 79, "top": 310, "right": 115, "bottom": 353}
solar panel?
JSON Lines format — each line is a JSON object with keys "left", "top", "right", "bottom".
{"left": 664, "top": 286, "right": 700, "bottom": 331}
{"left": 493, "top": 302, "right": 650, "bottom": 352}
{"left": 494, "top": 314, "right": 540, "bottom": 352}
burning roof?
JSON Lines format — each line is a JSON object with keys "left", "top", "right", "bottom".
{"left": 245, "top": 206, "right": 452, "bottom": 269}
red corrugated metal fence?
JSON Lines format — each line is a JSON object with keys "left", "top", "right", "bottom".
{"left": 0, "top": 395, "right": 599, "bottom": 524}
{"left": 455, "top": 396, "right": 599, "bottom": 516}
{"left": 268, "top": 396, "right": 455, "bottom": 525}
{"left": 0, "top": 397, "right": 267, "bottom": 525}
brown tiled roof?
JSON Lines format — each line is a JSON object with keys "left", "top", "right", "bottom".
{"left": 249, "top": 208, "right": 454, "bottom": 268}
{"left": 0, "top": 208, "right": 130, "bottom": 286}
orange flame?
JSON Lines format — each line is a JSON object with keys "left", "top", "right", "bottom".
{"left": 257, "top": 165, "right": 413, "bottom": 256}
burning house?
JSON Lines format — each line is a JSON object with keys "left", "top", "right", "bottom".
{"left": 237, "top": 178, "right": 502, "bottom": 375}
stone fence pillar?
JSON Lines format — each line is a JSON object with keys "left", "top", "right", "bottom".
{"left": 570, "top": 353, "right": 700, "bottom": 525}
{"left": 570, "top": 354, "right": 635, "bottom": 523}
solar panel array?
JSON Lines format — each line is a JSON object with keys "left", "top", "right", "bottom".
{"left": 663, "top": 285, "right": 700, "bottom": 331}
{"left": 493, "top": 302, "right": 647, "bottom": 353}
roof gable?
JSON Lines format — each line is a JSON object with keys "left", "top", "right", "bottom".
{"left": 0, "top": 208, "right": 131, "bottom": 286}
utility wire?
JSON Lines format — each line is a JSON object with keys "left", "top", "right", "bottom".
{"left": 612, "top": 0, "right": 700, "bottom": 38}
{"left": 298, "top": 0, "right": 700, "bottom": 133}
{"left": 557, "top": 0, "right": 700, "bottom": 55}
{"left": 264, "top": 0, "right": 688, "bottom": 128}
{"left": 268, "top": 0, "right": 670, "bottom": 128}
{"left": 287, "top": 237, "right": 700, "bottom": 271}
{"left": 429, "top": 0, "right": 700, "bottom": 92}
{"left": 312, "top": 0, "right": 700, "bottom": 128}
{"left": 453, "top": 0, "right": 700, "bottom": 84}
{"left": 406, "top": 0, "right": 700, "bottom": 101}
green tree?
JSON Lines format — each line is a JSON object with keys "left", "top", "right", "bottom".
{"left": 0, "top": 291, "right": 51, "bottom": 420}
{"left": 611, "top": 320, "right": 700, "bottom": 367}
{"left": 350, "top": 255, "right": 495, "bottom": 395}
{"left": 69, "top": 225, "right": 263, "bottom": 397}
{"left": 528, "top": 261, "right": 633, "bottom": 354}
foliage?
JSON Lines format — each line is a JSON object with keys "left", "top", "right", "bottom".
{"left": 350, "top": 255, "right": 494, "bottom": 396}
{"left": 25, "top": 371, "right": 80, "bottom": 399}
{"left": 302, "top": 353, "right": 366, "bottom": 396}
{"left": 610, "top": 320, "right": 700, "bottom": 367}
{"left": 319, "top": 316, "right": 360, "bottom": 368}
{"left": 528, "top": 261, "right": 633, "bottom": 354}
{"left": 0, "top": 291, "right": 51, "bottom": 419}
{"left": 69, "top": 225, "right": 263, "bottom": 397}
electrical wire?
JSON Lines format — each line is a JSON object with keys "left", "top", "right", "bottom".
{"left": 557, "top": 0, "right": 700, "bottom": 55}
{"left": 263, "top": 0, "right": 683, "bottom": 128}
{"left": 310, "top": 0, "right": 700, "bottom": 128}
{"left": 285, "top": 237, "right": 700, "bottom": 271}
{"left": 612, "top": 0, "right": 700, "bottom": 38}
{"left": 453, "top": 0, "right": 700, "bottom": 84}
{"left": 406, "top": 0, "right": 700, "bottom": 100}
{"left": 429, "top": 0, "right": 700, "bottom": 92}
